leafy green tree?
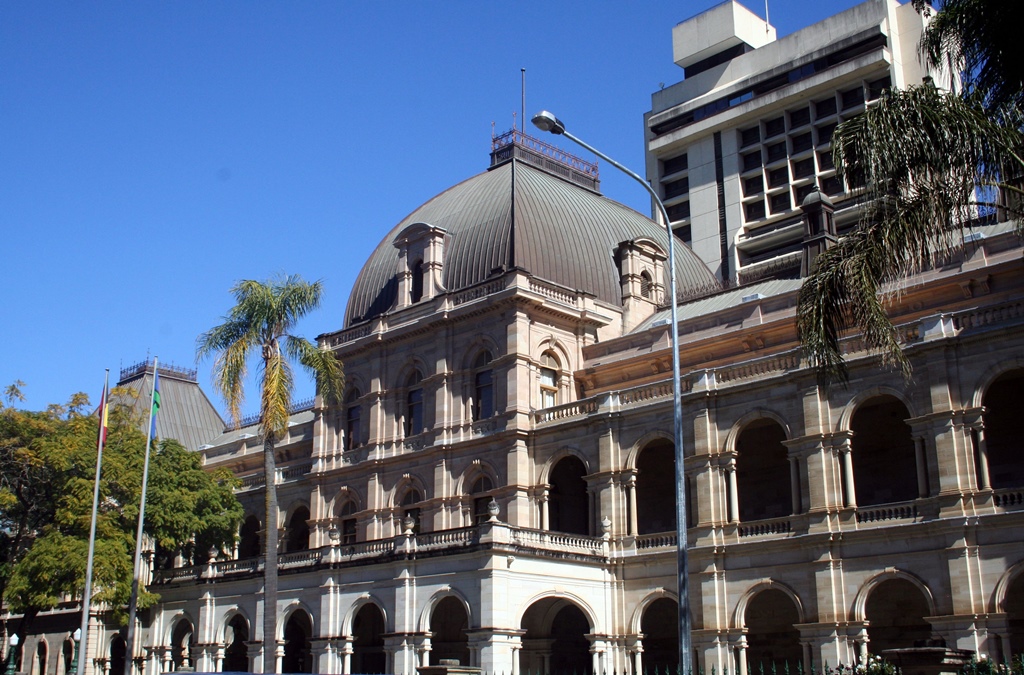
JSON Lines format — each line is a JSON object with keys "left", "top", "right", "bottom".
{"left": 0, "top": 385, "right": 243, "bottom": 627}
{"left": 197, "top": 275, "right": 344, "bottom": 673}
{"left": 798, "top": 0, "right": 1024, "bottom": 380}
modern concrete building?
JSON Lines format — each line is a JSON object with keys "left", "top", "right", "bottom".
{"left": 644, "top": 0, "right": 931, "bottom": 284}
{"left": 8, "top": 3, "right": 1024, "bottom": 675}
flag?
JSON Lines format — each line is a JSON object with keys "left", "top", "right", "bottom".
{"left": 149, "top": 369, "right": 161, "bottom": 438}
{"left": 97, "top": 382, "right": 109, "bottom": 445}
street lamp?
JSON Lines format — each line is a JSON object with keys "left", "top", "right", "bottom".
{"left": 532, "top": 110, "right": 692, "bottom": 675}
{"left": 5, "top": 634, "right": 18, "bottom": 675}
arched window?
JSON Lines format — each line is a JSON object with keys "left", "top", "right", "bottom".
{"left": 473, "top": 350, "right": 494, "bottom": 421}
{"left": 471, "top": 475, "right": 494, "bottom": 523}
{"left": 405, "top": 371, "right": 424, "bottom": 437}
{"left": 411, "top": 259, "right": 425, "bottom": 303}
{"left": 640, "top": 271, "right": 652, "bottom": 299}
{"left": 539, "top": 352, "right": 560, "bottom": 409}
{"left": 401, "top": 487, "right": 422, "bottom": 534}
{"left": 736, "top": 419, "right": 792, "bottom": 521}
{"left": 285, "top": 506, "right": 310, "bottom": 552}
{"left": 982, "top": 369, "right": 1024, "bottom": 489}
{"left": 549, "top": 456, "right": 589, "bottom": 535}
{"left": 238, "top": 514, "right": 261, "bottom": 559}
{"left": 850, "top": 396, "right": 917, "bottom": 506}
{"left": 345, "top": 389, "right": 362, "bottom": 451}
{"left": 339, "top": 500, "right": 357, "bottom": 544}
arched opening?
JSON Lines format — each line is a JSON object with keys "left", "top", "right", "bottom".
{"left": 521, "top": 598, "right": 592, "bottom": 675}
{"left": 470, "top": 475, "right": 495, "bottom": 523}
{"left": 109, "top": 635, "right": 125, "bottom": 675}
{"left": 170, "top": 619, "right": 195, "bottom": 670}
{"left": 637, "top": 440, "right": 677, "bottom": 534}
{"left": 982, "top": 369, "right": 1024, "bottom": 489}
{"left": 736, "top": 419, "right": 792, "bottom": 521}
{"left": 549, "top": 456, "right": 589, "bottom": 535}
{"left": 640, "top": 271, "right": 653, "bottom": 299}
{"left": 865, "top": 578, "right": 932, "bottom": 653}
{"left": 238, "top": 515, "right": 261, "bottom": 559}
{"left": 339, "top": 500, "right": 357, "bottom": 544}
{"left": 62, "top": 640, "right": 73, "bottom": 674}
{"left": 851, "top": 396, "right": 917, "bottom": 506}
{"left": 345, "top": 388, "right": 362, "bottom": 451}
{"left": 1004, "top": 571, "right": 1024, "bottom": 657}
{"left": 539, "top": 352, "right": 560, "bottom": 409}
{"left": 285, "top": 506, "right": 310, "bottom": 553}
{"left": 472, "top": 350, "right": 494, "bottom": 421}
{"left": 401, "top": 487, "right": 423, "bottom": 534}
{"left": 35, "top": 640, "right": 46, "bottom": 675}
{"left": 745, "top": 588, "right": 801, "bottom": 672}
{"left": 430, "top": 597, "right": 470, "bottom": 666}
{"left": 405, "top": 371, "right": 424, "bottom": 437}
{"left": 352, "top": 604, "right": 386, "bottom": 674}
{"left": 641, "top": 598, "right": 679, "bottom": 675}
{"left": 411, "top": 259, "right": 425, "bottom": 303}
{"left": 223, "top": 615, "right": 249, "bottom": 672}
{"left": 283, "top": 610, "right": 313, "bottom": 673}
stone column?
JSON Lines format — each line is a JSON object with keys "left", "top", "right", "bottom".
{"left": 627, "top": 474, "right": 638, "bottom": 536}
{"left": 736, "top": 635, "right": 748, "bottom": 675}
{"left": 840, "top": 439, "right": 857, "bottom": 508}
{"left": 915, "top": 436, "right": 930, "bottom": 497}
{"left": 789, "top": 457, "right": 802, "bottom": 514}
{"left": 539, "top": 488, "right": 550, "bottom": 531}
{"left": 974, "top": 424, "right": 992, "bottom": 490}
{"left": 727, "top": 458, "right": 740, "bottom": 523}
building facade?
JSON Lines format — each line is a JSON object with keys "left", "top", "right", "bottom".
{"left": 10, "top": 3, "right": 1024, "bottom": 675}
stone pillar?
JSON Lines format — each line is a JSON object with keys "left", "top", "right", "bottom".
{"left": 727, "top": 458, "right": 740, "bottom": 523}
{"left": 915, "top": 437, "right": 930, "bottom": 497}
{"left": 840, "top": 439, "right": 857, "bottom": 508}
{"left": 736, "top": 635, "right": 749, "bottom": 675}
{"left": 627, "top": 475, "right": 638, "bottom": 536}
{"left": 974, "top": 425, "right": 991, "bottom": 490}
{"left": 539, "top": 489, "right": 550, "bottom": 531}
{"left": 790, "top": 457, "right": 802, "bottom": 514}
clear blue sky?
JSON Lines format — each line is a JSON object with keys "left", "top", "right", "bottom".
{"left": 2, "top": 0, "right": 865, "bottom": 418}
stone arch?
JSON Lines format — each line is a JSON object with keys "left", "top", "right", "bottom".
{"left": 517, "top": 591, "right": 600, "bottom": 635}
{"left": 281, "top": 604, "right": 314, "bottom": 673}
{"left": 519, "top": 593, "right": 598, "bottom": 675}
{"left": 108, "top": 634, "right": 126, "bottom": 675}
{"left": 167, "top": 613, "right": 196, "bottom": 670}
{"left": 456, "top": 460, "right": 500, "bottom": 496}
{"left": 388, "top": 473, "right": 428, "bottom": 507}
{"left": 993, "top": 559, "right": 1024, "bottom": 656}
{"left": 733, "top": 580, "right": 806, "bottom": 628}
{"left": 635, "top": 436, "right": 679, "bottom": 534}
{"left": 535, "top": 337, "right": 573, "bottom": 373}
{"left": 971, "top": 357, "right": 1024, "bottom": 409}
{"left": 848, "top": 394, "right": 918, "bottom": 506}
{"left": 624, "top": 430, "right": 674, "bottom": 471}
{"left": 633, "top": 591, "right": 681, "bottom": 675}
{"left": 735, "top": 582, "right": 804, "bottom": 671}
{"left": 221, "top": 610, "right": 250, "bottom": 673}
{"left": 630, "top": 589, "right": 680, "bottom": 634}
{"left": 280, "top": 600, "right": 318, "bottom": 639}
{"left": 730, "top": 414, "right": 793, "bottom": 521}
{"left": 238, "top": 513, "right": 261, "bottom": 559}
{"left": 214, "top": 606, "right": 253, "bottom": 643}
{"left": 723, "top": 409, "right": 792, "bottom": 453}
{"left": 461, "top": 336, "right": 501, "bottom": 370}
{"left": 33, "top": 638, "right": 47, "bottom": 675}
{"left": 332, "top": 486, "right": 363, "bottom": 516}
{"left": 538, "top": 446, "right": 591, "bottom": 484}
{"left": 422, "top": 590, "right": 473, "bottom": 666}
{"left": 854, "top": 570, "right": 936, "bottom": 653}
{"left": 978, "top": 366, "right": 1024, "bottom": 489}
{"left": 547, "top": 454, "right": 590, "bottom": 535}
{"left": 837, "top": 386, "right": 916, "bottom": 431}
{"left": 852, "top": 569, "right": 936, "bottom": 621}
{"left": 283, "top": 502, "right": 311, "bottom": 553}
{"left": 347, "top": 596, "right": 388, "bottom": 675}
{"left": 395, "top": 359, "right": 428, "bottom": 390}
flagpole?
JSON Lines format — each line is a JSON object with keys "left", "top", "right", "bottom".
{"left": 124, "top": 358, "right": 159, "bottom": 675}
{"left": 78, "top": 369, "right": 110, "bottom": 675}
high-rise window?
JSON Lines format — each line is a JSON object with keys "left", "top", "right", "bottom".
{"left": 539, "top": 352, "right": 559, "bottom": 409}
{"left": 473, "top": 351, "right": 494, "bottom": 421}
{"left": 345, "top": 389, "right": 361, "bottom": 450}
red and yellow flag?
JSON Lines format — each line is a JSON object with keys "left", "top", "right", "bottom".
{"left": 97, "top": 382, "right": 109, "bottom": 445}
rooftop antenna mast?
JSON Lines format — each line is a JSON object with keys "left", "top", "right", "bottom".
{"left": 521, "top": 68, "right": 526, "bottom": 132}
{"left": 765, "top": 0, "right": 771, "bottom": 32}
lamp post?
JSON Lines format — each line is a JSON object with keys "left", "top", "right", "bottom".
{"left": 532, "top": 110, "right": 692, "bottom": 675}
{"left": 69, "top": 630, "right": 81, "bottom": 675}
{"left": 4, "top": 634, "right": 18, "bottom": 675}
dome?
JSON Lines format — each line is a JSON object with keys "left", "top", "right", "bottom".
{"left": 344, "top": 136, "right": 718, "bottom": 327}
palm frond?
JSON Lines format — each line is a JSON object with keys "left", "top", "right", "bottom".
{"left": 285, "top": 336, "right": 345, "bottom": 406}
{"left": 259, "top": 342, "right": 293, "bottom": 437}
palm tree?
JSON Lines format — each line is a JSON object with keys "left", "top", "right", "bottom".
{"left": 798, "top": 0, "right": 1024, "bottom": 381}
{"left": 197, "top": 275, "right": 344, "bottom": 674}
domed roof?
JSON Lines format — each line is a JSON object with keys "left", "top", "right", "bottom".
{"left": 344, "top": 142, "right": 718, "bottom": 327}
